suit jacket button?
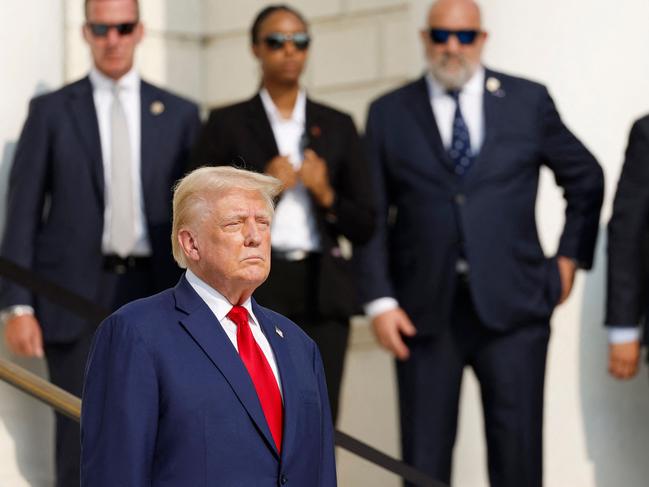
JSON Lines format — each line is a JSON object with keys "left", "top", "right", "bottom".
{"left": 280, "top": 474, "right": 288, "bottom": 484}
{"left": 454, "top": 194, "right": 466, "bottom": 205}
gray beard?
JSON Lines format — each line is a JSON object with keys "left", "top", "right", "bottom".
{"left": 429, "top": 56, "right": 477, "bottom": 90}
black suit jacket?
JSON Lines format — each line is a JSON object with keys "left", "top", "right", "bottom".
{"left": 0, "top": 76, "right": 201, "bottom": 343}
{"left": 357, "top": 70, "right": 604, "bottom": 335}
{"left": 190, "top": 94, "right": 374, "bottom": 318}
{"left": 607, "top": 114, "right": 649, "bottom": 343}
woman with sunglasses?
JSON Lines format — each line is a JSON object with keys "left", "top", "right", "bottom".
{"left": 191, "top": 4, "right": 375, "bottom": 424}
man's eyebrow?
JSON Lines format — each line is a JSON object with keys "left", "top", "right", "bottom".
{"left": 218, "top": 210, "right": 270, "bottom": 222}
{"left": 218, "top": 213, "right": 245, "bottom": 223}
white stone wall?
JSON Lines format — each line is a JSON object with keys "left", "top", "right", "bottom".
{"left": 2, "top": 1, "right": 649, "bottom": 486}
{"left": 0, "top": 2, "right": 62, "bottom": 485}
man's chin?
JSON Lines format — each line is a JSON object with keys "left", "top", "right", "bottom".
{"left": 430, "top": 65, "right": 474, "bottom": 90}
{"left": 240, "top": 270, "right": 270, "bottom": 286}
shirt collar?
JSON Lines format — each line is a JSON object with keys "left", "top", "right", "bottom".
{"left": 184, "top": 269, "right": 257, "bottom": 326}
{"left": 259, "top": 87, "right": 306, "bottom": 126}
{"left": 426, "top": 65, "right": 485, "bottom": 99}
{"left": 89, "top": 66, "right": 140, "bottom": 93}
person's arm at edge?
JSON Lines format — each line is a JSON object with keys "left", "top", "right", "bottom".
{"left": 1, "top": 96, "right": 52, "bottom": 356}
{"left": 606, "top": 118, "right": 649, "bottom": 379}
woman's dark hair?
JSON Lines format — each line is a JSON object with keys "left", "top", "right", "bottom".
{"left": 250, "top": 4, "right": 308, "bottom": 44}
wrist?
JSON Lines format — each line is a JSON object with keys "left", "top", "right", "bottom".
{"left": 315, "top": 186, "right": 335, "bottom": 208}
{"left": 0, "top": 305, "right": 35, "bottom": 326}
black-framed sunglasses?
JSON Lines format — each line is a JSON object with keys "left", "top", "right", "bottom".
{"left": 262, "top": 32, "right": 310, "bottom": 51}
{"left": 429, "top": 28, "right": 480, "bottom": 45}
{"left": 87, "top": 22, "right": 138, "bottom": 37}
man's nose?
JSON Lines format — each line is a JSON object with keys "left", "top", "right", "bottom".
{"left": 105, "top": 27, "right": 121, "bottom": 45}
{"left": 243, "top": 221, "right": 261, "bottom": 246}
{"left": 446, "top": 34, "right": 461, "bottom": 52}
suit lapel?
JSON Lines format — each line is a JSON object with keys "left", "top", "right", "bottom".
{"left": 244, "top": 95, "right": 280, "bottom": 170}
{"left": 252, "top": 300, "right": 300, "bottom": 460}
{"left": 140, "top": 81, "right": 161, "bottom": 209}
{"left": 464, "top": 69, "right": 502, "bottom": 186}
{"left": 174, "top": 278, "right": 280, "bottom": 458}
{"left": 304, "top": 99, "right": 326, "bottom": 157}
{"left": 405, "top": 77, "right": 456, "bottom": 176}
{"left": 304, "top": 99, "right": 338, "bottom": 192}
{"left": 66, "top": 77, "right": 104, "bottom": 205}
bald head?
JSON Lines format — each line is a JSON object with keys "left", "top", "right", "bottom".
{"left": 421, "top": 0, "right": 486, "bottom": 89}
{"left": 427, "top": 0, "right": 482, "bottom": 30}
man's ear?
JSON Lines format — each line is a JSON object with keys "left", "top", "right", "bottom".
{"left": 133, "top": 21, "right": 144, "bottom": 45}
{"left": 178, "top": 229, "right": 200, "bottom": 263}
{"left": 82, "top": 23, "right": 91, "bottom": 44}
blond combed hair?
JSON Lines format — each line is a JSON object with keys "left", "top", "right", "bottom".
{"left": 171, "top": 166, "right": 282, "bottom": 268}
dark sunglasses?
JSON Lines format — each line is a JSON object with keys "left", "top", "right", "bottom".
{"left": 262, "top": 32, "right": 310, "bottom": 51}
{"left": 429, "top": 28, "right": 480, "bottom": 45}
{"left": 87, "top": 22, "right": 138, "bottom": 37}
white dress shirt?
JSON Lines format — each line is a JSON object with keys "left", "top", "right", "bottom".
{"left": 185, "top": 269, "right": 283, "bottom": 394}
{"left": 364, "top": 68, "right": 486, "bottom": 319}
{"left": 259, "top": 88, "right": 321, "bottom": 252}
{"left": 89, "top": 67, "right": 151, "bottom": 256}
{"left": 426, "top": 67, "right": 485, "bottom": 154}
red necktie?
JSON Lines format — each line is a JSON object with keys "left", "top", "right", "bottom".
{"left": 227, "top": 305, "right": 283, "bottom": 452}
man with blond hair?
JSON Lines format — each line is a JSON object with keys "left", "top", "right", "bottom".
{"left": 81, "top": 166, "right": 337, "bottom": 486}
{"left": 356, "top": 0, "right": 604, "bottom": 485}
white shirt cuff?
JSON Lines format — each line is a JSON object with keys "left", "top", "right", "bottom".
{"left": 608, "top": 326, "right": 642, "bottom": 344}
{"left": 364, "top": 297, "right": 399, "bottom": 319}
{"left": 0, "top": 305, "right": 35, "bottom": 325}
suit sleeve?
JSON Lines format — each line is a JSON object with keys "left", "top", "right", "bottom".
{"left": 606, "top": 119, "right": 649, "bottom": 326}
{"left": 312, "top": 342, "right": 337, "bottom": 487}
{"left": 81, "top": 315, "right": 158, "bottom": 486}
{"left": 538, "top": 87, "right": 604, "bottom": 269}
{"left": 0, "top": 97, "right": 50, "bottom": 308}
{"left": 354, "top": 101, "right": 397, "bottom": 304}
{"left": 324, "top": 114, "right": 375, "bottom": 245}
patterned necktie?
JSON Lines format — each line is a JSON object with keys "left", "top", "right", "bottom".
{"left": 109, "top": 85, "right": 136, "bottom": 257}
{"left": 447, "top": 89, "right": 474, "bottom": 176}
{"left": 227, "top": 305, "right": 283, "bottom": 452}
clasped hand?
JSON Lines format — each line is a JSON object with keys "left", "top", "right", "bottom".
{"left": 265, "top": 149, "right": 334, "bottom": 208}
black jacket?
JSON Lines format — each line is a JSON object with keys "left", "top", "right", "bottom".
{"left": 190, "top": 94, "right": 374, "bottom": 318}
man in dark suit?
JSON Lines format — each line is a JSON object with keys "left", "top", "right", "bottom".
{"left": 356, "top": 0, "right": 604, "bottom": 485}
{"left": 81, "top": 166, "right": 336, "bottom": 486}
{"left": 0, "top": 0, "right": 200, "bottom": 484}
{"left": 606, "top": 116, "right": 649, "bottom": 380}
{"left": 191, "top": 5, "right": 374, "bottom": 423}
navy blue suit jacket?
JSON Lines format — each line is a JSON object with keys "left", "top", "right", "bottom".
{"left": 0, "top": 77, "right": 200, "bottom": 343}
{"left": 81, "top": 276, "right": 337, "bottom": 486}
{"left": 357, "top": 70, "right": 604, "bottom": 334}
